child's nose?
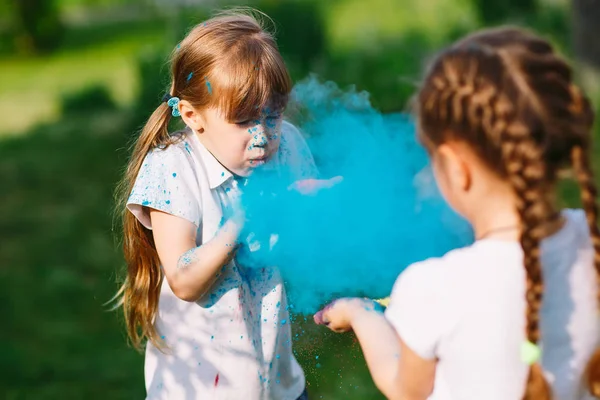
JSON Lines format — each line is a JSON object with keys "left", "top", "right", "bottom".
{"left": 252, "top": 126, "right": 269, "bottom": 148}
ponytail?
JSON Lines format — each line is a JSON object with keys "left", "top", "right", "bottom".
{"left": 114, "top": 102, "right": 173, "bottom": 350}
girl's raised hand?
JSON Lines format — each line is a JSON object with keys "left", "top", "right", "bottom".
{"left": 288, "top": 176, "right": 344, "bottom": 195}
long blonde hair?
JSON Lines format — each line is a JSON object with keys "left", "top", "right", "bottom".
{"left": 114, "top": 10, "right": 292, "bottom": 350}
{"left": 417, "top": 27, "right": 600, "bottom": 399}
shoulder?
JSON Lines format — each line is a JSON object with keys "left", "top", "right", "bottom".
{"left": 384, "top": 246, "right": 481, "bottom": 359}
{"left": 144, "top": 131, "right": 196, "bottom": 168}
{"left": 393, "top": 244, "right": 481, "bottom": 294}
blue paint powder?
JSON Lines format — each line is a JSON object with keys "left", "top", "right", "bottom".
{"left": 237, "top": 76, "right": 473, "bottom": 314}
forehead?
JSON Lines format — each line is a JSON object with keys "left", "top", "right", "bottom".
{"left": 203, "top": 104, "right": 283, "bottom": 123}
{"left": 207, "top": 101, "right": 284, "bottom": 121}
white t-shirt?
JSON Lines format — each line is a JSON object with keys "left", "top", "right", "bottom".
{"left": 385, "top": 209, "right": 600, "bottom": 400}
{"left": 127, "top": 121, "right": 317, "bottom": 400}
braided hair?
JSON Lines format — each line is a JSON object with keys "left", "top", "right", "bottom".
{"left": 417, "top": 27, "right": 600, "bottom": 399}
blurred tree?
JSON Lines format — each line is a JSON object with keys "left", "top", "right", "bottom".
{"left": 11, "top": 0, "right": 64, "bottom": 54}
{"left": 472, "top": 0, "right": 537, "bottom": 24}
{"left": 572, "top": 0, "right": 600, "bottom": 69}
{"left": 130, "top": 47, "right": 173, "bottom": 134}
{"left": 255, "top": 0, "right": 326, "bottom": 77}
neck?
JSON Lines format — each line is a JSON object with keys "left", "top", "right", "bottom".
{"left": 468, "top": 193, "right": 562, "bottom": 241}
{"left": 471, "top": 200, "right": 521, "bottom": 241}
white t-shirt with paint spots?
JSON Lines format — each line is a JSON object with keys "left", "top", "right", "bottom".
{"left": 127, "top": 121, "right": 317, "bottom": 400}
{"left": 385, "top": 209, "right": 600, "bottom": 400}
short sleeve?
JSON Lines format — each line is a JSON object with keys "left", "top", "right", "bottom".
{"left": 384, "top": 260, "right": 447, "bottom": 360}
{"left": 278, "top": 121, "right": 319, "bottom": 180}
{"left": 126, "top": 143, "right": 201, "bottom": 229}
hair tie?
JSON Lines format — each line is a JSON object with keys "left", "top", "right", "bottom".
{"left": 162, "top": 93, "right": 181, "bottom": 117}
{"left": 521, "top": 341, "right": 542, "bottom": 365}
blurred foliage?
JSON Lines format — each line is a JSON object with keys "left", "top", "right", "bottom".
{"left": 130, "top": 48, "right": 171, "bottom": 130}
{"left": 1, "top": 0, "right": 598, "bottom": 398}
{"left": 9, "top": 0, "right": 65, "bottom": 54}
{"left": 256, "top": 0, "right": 326, "bottom": 77}
{"left": 61, "top": 85, "right": 117, "bottom": 114}
{"left": 472, "top": 0, "right": 537, "bottom": 24}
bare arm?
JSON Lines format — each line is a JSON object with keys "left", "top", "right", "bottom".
{"left": 150, "top": 208, "right": 242, "bottom": 302}
{"left": 317, "top": 299, "right": 436, "bottom": 400}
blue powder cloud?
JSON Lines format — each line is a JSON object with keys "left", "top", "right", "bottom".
{"left": 237, "top": 76, "right": 473, "bottom": 314}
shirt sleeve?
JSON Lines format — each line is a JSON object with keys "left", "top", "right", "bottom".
{"left": 126, "top": 143, "right": 201, "bottom": 230}
{"left": 278, "top": 121, "right": 319, "bottom": 180}
{"left": 384, "top": 259, "right": 447, "bottom": 360}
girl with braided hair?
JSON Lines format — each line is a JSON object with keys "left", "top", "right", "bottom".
{"left": 315, "top": 27, "right": 600, "bottom": 400}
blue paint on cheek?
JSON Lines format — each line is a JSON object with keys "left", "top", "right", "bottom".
{"left": 172, "top": 173, "right": 177, "bottom": 177}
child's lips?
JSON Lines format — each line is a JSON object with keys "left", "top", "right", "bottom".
{"left": 249, "top": 153, "right": 270, "bottom": 165}
{"left": 250, "top": 157, "right": 266, "bottom": 166}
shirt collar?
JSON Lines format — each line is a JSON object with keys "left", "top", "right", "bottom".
{"left": 190, "top": 132, "right": 233, "bottom": 189}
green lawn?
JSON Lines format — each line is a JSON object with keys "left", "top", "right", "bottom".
{"left": 0, "top": 19, "right": 166, "bottom": 136}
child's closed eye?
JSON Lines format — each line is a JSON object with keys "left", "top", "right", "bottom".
{"left": 235, "top": 115, "right": 281, "bottom": 127}
{"left": 236, "top": 119, "right": 258, "bottom": 127}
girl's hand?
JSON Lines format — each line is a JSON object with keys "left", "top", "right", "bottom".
{"left": 288, "top": 176, "right": 343, "bottom": 195}
{"left": 314, "top": 298, "right": 377, "bottom": 333}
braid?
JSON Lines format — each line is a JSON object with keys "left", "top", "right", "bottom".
{"left": 572, "top": 143, "right": 600, "bottom": 397}
{"left": 572, "top": 146, "right": 600, "bottom": 299}
{"left": 501, "top": 119, "right": 553, "bottom": 399}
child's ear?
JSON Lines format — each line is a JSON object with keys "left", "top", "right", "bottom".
{"left": 437, "top": 144, "right": 472, "bottom": 192}
{"left": 179, "top": 100, "right": 205, "bottom": 132}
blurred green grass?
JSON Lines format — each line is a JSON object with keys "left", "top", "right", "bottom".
{"left": 0, "top": 18, "right": 166, "bottom": 136}
{"left": 0, "top": 0, "right": 596, "bottom": 398}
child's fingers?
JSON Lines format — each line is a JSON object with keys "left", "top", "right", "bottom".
{"left": 287, "top": 179, "right": 315, "bottom": 194}
{"left": 288, "top": 176, "right": 344, "bottom": 195}
{"left": 314, "top": 300, "right": 337, "bottom": 326}
{"left": 324, "top": 175, "right": 344, "bottom": 188}
{"left": 313, "top": 310, "right": 328, "bottom": 325}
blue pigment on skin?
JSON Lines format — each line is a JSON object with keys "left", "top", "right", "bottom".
{"left": 205, "top": 77, "right": 212, "bottom": 95}
{"left": 177, "top": 248, "right": 197, "bottom": 270}
{"left": 237, "top": 76, "right": 473, "bottom": 314}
